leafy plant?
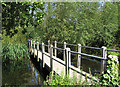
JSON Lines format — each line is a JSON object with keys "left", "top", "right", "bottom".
{"left": 99, "top": 55, "right": 119, "bottom": 86}
{"left": 2, "top": 43, "right": 29, "bottom": 62}
{"left": 43, "top": 71, "right": 92, "bottom": 85}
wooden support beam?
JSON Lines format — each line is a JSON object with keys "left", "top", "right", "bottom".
{"left": 37, "top": 41, "right": 39, "bottom": 62}
{"left": 29, "top": 40, "right": 30, "bottom": 51}
{"left": 55, "top": 41, "right": 57, "bottom": 57}
{"left": 30, "top": 40, "right": 32, "bottom": 55}
{"left": 64, "top": 42, "right": 67, "bottom": 61}
{"left": 65, "top": 48, "right": 71, "bottom": 76}
{"left": 42, "top": 43, "right": 45, "bottom": 68}
{"left": 33, "top": 41, "right": 35, "bottom": 58}
{"left": 50, "top": 45, "right": 53, "bottom": 73}
{"left": 101, "top": 46, "right": 107, "bottom": 74}
{"left": 77, "top": 44, "right": 81, "bottom": 69}
{"left": 48, "top": 40, "right": 50, "bottom": 53}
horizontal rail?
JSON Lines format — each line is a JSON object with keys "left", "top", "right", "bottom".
{"left": 107, "top": 49, "right": 120, "bottom": 52}
{"left": 81, "top": 56, "right": 101, "bottom": 63}
{"left": 81, "top": 46, "right": 102, "bottom": 50}
{"left": 44, "top": 52, "right": 50, "bottom": 57}
{"left": 66, "top": 43, "right": 78, "bottom": 46}
{"left": 57, "top": 42, "right": 64, "bottom": 45}
{"left": 51, "top": 41, "right": 102, "bottom": 50}
{"left": 52, "top": 47, "right": 65, "bottom": 51}
{"left": 50, "top": 41, "right": 55, "bottom": 43}
{"left": 52, "top": 57, "right": 66, "bottom": 66}
{"left": 69, "top": 50, "right": 105, "bottom": 60}
{"left": 70, "top": 53, "right": 101, "bottom": 63}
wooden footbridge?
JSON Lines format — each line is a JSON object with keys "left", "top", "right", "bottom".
{"left": 28, "top": 40, "right": 120, "bottom": 82}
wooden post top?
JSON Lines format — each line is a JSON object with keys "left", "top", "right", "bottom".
{"left": 37, "top": 41, "right": 39, "bottom": 43}
{"left": 48, "top": 40, "right": 50, "bottom": 42}
{"left": 50, "top": 44, "right": 53, "bottom": 47}
{"left": 78, "top": 44, "right": 81, "bottom": 47}
{"left": 33, "top": 41, "right": 35, "bottom": 43}
{"left": 102, "top": 46, "right": 107, "bottom": 49}
{"left": 42, "top": 43, "right": 44, "bottom": 45}
{"left": 64, "top": 42, "right": 67, "bottom": 45}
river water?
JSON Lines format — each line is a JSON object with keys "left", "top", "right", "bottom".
{"left": 2, "top": 58, "right": 45, "bottom": 86}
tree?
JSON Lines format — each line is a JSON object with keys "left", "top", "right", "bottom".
{"left": 2, "top": 2, "right": 45, "bottom": 37}
{"left": 39, "top": 2, "right": 119, "bottom": 48}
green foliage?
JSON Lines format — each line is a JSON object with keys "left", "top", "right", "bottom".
{"left": 44, "top": 72, "right": 91, "bottom": 85}
{"left": 2, "top": 43, "right": 29, "bottom": 62}
{"left": 99, "top": 55, "right": 119, "bottom": 86}
{"left": 37, "top": 2, "right": 119, "bottom": 48}
{"left": 2, "top": 27, "right": 27, "bottom": 45}
{"left": 2, "top": 2, "right": 45, "bottom": 37}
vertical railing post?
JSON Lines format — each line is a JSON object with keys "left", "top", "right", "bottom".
{"left": 33, "top": 41, "right": 35, "bottom": 58}
{"left": 65, "top": 48, "right": 71, "bottom": 76}
{"left": 30, "top": 40, "right": 32, "bottom": 55}
{"left": 42, "top": 43, "right": 45, "bottom": 68}
{"left": 50, "top": 45, "right": 53, "bottom": 73}
{"left": 77, "top": 44, "right": 81, "bottom": 69}
{"left": 101, "top": 46, "right": 107, "bottom": 73}
{"left": 48, "top": 40, "right": 50, "bottom": 53}
{"left": 37, "top": 41, "right": 39, "bottom": 62}
{"left": 64, "top": 42, "right": 67, "bottom": 61}
{"left": 29, "top": 39, "right": 30, "bottom": 51}
{"left": 55, "top": 41, "right": 57, "bottom": 57}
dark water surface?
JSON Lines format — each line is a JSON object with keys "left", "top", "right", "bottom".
{"left": 2, "top": 58, "right": 45, "bottom": 86}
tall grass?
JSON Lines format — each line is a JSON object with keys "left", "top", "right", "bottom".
{"left": 2, "top": 43, "right": 29, "bottom": 62}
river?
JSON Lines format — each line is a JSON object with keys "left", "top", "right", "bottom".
{"left": 2, "top": 57, "right": 47, "bottom": 86}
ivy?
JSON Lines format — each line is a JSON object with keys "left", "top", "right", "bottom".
{"left": 99, "top": 55, "right": 119, "bottom": 86}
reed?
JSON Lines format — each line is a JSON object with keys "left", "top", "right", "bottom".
{"left": 2, "top": 43, "right": 29, "bottom": 62}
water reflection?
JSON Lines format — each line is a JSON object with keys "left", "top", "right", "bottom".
{"left": 2, "top": 59, "right": 44, "bottom": 85}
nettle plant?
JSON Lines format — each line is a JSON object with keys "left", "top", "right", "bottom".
{"left": 100, "top": 55, "right": 119, "bottom": 85}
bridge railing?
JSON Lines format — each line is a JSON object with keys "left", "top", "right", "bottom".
{"left": 29, "top": 40, "right": 120, "bottom": 76}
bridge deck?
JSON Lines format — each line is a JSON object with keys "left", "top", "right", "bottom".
{"left": 31, "top": 48, "right": 97, "bottom": 82}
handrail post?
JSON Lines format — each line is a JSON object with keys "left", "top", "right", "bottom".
{"left": 33, "top": 41, "right": 35, "bottom": 58}
{"left": 65, "top": 48, "right": 71, "bottom": 76}
{"left": 77, "top": 44, "right": 81, "bottom": 69}
{"left": 55, "top": 41, "right": 57, "bottom": 57}
{"left": 37, "top": 41, "right": 39, "bottom": 62}
{"left": 48, "top": 40, "right": 50, "bottom": 53}
{"left": 30, "top": 40, "right": 32, "bottom": 55}
{"left": 29, "top": 40, "right": 31, "bottom": 52}
{"left": 42, "top": 43, "right": 45, "bottom": 68}
{"left": 101, "top": 46, "right": 107, "bottom": 74}
{"left": 50, "top": 45, "right": 53, "bottom": 73}
{"left": 64, "top": 42, "right": 67, "bottom": 61}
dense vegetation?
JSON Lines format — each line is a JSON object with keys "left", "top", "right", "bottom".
{"left": 2, "top": 2, "right": 45, "bottom": 61}
{"left": 1, "top": 1, "right": 120, "bottom": 86}
{"left": 36, "top": 2, "right": 120, "bottom": 49}
{"left": 2, "top": 2, "right": 120, "bottom": 48}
